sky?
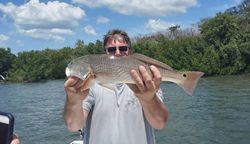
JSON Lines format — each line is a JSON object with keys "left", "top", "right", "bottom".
{"left": 0, "top": 0, "right": 243, "bottom": 54}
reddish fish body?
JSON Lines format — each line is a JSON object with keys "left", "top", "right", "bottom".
{"left": 66, "top": 53, "right": 204, "bottom": 95}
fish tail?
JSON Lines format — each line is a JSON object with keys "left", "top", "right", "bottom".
{"left": 177, "top": 71, "right": 204, "bottom": 95}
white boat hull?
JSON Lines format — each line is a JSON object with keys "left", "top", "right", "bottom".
{"left": 70, "top": 140, "right": 83, "bottom": 144}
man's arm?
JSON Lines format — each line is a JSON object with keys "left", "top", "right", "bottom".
{"left": 63, "top": 76, "right": 89, "bottom": 132}
{"left": 129, "top": 65, "right": 168, "bottom": 129}
{"left": 139, "top": 94, "right": 168, "bottom": 129}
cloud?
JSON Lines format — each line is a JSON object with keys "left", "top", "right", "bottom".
{"left": 18, "top": 28, "right": 74, "bottom": 41}
{"left": 84, "top": 25, "right": 97, "bottom": 36}
{"left": 73, "top": 0, "right": 197, "bottom": 16}
{"left": 0, "top": 34, "right": 9, "bottom": 46}
{"left": 0, "top": 0, "right": 85, "bottom": 40}
{"left": 146, "top": 19, "right": 174, "bottom": 32}
{"left": 0, "top": 34, "right": 9, "bottom": 42}
{"left": 16, "top": 40, "right": 23, "bottom": 47}
{"left": 97, "top": 16, "right": 110, "bottom": 24}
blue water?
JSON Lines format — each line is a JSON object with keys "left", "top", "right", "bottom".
{"left": 0, "top": 74, "right": 250, "bottom": 144}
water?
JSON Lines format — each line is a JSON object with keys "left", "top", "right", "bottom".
{"left": 1, "top": 74, "right": 250, "bottom": 144}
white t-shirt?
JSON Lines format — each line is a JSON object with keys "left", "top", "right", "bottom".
{"left": 82, "top": 82, "right": 163, "bottom": 144}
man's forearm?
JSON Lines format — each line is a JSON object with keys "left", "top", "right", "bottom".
{"left": 140, "top": 95, "right": 168, "bottom": 129}
{"left": 63, "top": 95, "right": 85, "bottom": 132}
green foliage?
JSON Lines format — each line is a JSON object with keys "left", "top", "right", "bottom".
{"left": 73, "top": 40, "right": 104, "bottom": 57}
{"left": 0, "top": 48, "right": 16, "bottom": 79}
{"left": 85, "top": 40, "right": 104, "bottom": 54}
{"left": 199, "top": 46, "right": 221, "bottom": 75}
{"left": 74, "top": 40, "right": 88, "bottom": 57}
{"left": 6, "top": 38, "right": 104, "bottom": 82}
{"left": 200, "top": 13, "right": 240, "bottom": 47}
{"left": 9, "top": 47, "right": 74, "bottom": 82}
{"left": 9, "top": 50, "right": 50, "bottom": 82}
{"left": 238, "top": 4, "right": 250, "bottom": 71}
{"left": 199, "top": 12, "right": 246, "bottom": 75}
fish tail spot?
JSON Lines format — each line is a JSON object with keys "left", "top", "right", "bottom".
{"left": 179, "top": 71, "right": 204, "bottom": 95}
{"left": 183, "top": 73, "right": 187, "bottom": 77}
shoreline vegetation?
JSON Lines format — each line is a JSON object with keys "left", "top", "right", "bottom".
{"left": 0, "top": 1, "right": 249, "bottom": 82}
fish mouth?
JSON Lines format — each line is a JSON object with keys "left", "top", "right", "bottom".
{"left": 65, "top": 66, "right": 91, "bottom": 80}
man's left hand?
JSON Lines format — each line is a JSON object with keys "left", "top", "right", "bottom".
{"left": 128, "top": 65, "right": 162, "bottom": 102}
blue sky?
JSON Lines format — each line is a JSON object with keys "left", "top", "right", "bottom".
{"left": 0, "top": 0, "right": 243, "bottom": 54}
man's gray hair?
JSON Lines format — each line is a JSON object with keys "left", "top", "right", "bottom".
{"left": 103, "top": 29, "right": 131, "bottom": 51}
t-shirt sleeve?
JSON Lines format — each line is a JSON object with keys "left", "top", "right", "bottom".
{"left": 156, "top": 88, "right": 164, "bottom": 102}
{"left": 82, "top": 88, "right": 95, "bottom": 112}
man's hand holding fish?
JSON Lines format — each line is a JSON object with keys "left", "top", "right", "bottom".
{"left": 64, "top": 76, "right": 90, "bottom": 102}
{"left": 129, "top": 65, "right": 162, "bottom": 102}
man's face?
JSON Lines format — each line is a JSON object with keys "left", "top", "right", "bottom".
{"left": 105, "top": 34, "right": 129, "bottom": 56}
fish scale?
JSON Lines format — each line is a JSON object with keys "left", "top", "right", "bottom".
{"left": 89, "top": 55, "right": 152, "bottom": 83}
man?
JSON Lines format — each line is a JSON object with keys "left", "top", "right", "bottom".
{"left": 63, "top": 29, "right": 168, "bottom": 144}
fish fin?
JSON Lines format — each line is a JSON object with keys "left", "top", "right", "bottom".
{"left": 131, "top": 53, "right": 173, "bottom": 70}
{"left": 177, "top": 71, "right": 204, "bottom": 96}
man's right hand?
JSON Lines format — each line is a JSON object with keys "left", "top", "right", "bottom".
{"left": 64, "top": 76, "right": 90, "bottom": 103}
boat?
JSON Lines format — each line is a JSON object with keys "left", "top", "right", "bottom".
{"left": 70, "top": 129, "right": 84, "bottom": 144}
{"left": 70, "top": 140, "right": 83, "bottom": 144}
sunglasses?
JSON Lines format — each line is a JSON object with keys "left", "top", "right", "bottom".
{"left": 106, "top": 46, "right": 128, "bottom": 53}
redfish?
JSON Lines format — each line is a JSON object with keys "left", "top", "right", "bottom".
{"left": 66, "top": 53, "right": 204, "bottom": 95}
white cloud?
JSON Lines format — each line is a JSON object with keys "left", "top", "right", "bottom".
{"left": 97, "top": 16, "right": 110, "bottom": 24}
{"left": 0, "top": 0, "right": 85, "bottom": 41}
{"left": 0, "top": 34, "right": 9, "bottom": 42}
{"left": 73, "top": 0, "right": 197, "bottom": 16}
{"left": 18, "top": 28, "right": 74, "bottom": 41}
{"left": 16, "top": 40, "right": 23, "bottom": 46}
{"left": 84, "top": 25, "right": 97, "bottom": 36}
{"left": 146, "top": 19, "right": 174, "bottom": 32}
{"left": 0, "top": 34, "right": 9, "bottom": 46}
